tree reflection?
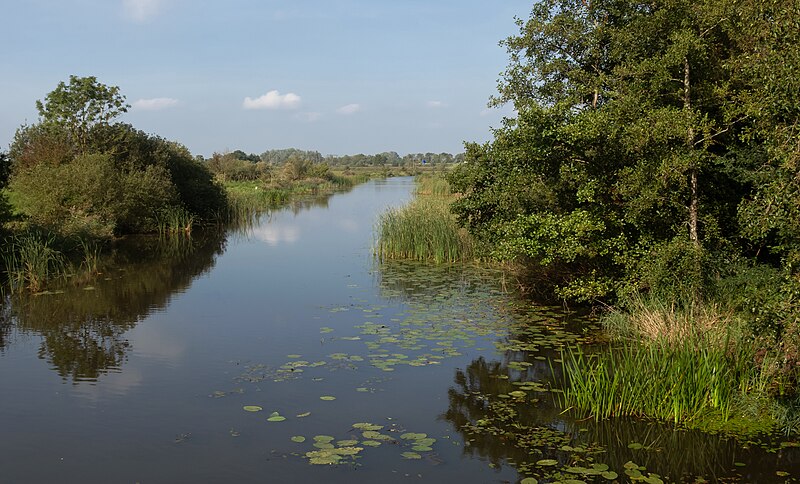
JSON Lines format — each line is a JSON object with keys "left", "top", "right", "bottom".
{"left": 442, "top": 354, "right": 800, "bottom": 482}
{"left": 5, "top": 230, "right": 226, "bottom": 381}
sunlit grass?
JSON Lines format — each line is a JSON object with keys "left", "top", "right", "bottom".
{"left": 376, "top": 177, "right": 472, "bottom": 263}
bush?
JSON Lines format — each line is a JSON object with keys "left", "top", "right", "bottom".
{"left": 9, "top": 153, "right": 178, "bottom": 238}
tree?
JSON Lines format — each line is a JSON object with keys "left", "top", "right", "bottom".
{"left": 449, "top": 0, "right": 795, "bottom": 303}
{"left": 8, "top": 77, "right": 226, "bottom": 237}
{"left": 35, "top": 75, "right": 129, "bottom": 151}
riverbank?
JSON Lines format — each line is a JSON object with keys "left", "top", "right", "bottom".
{"left": 377, "top": 175, "right": 800, "bottom": 441}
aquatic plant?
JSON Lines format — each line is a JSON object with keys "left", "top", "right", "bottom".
{"left": 560, "top": 339, "right": 756, "bottom": 426}
{"left": 2, "top": 231, "right": 67, "bottom": 292}
{"left": 157, "top": 206, "right": 194, "bottom": 234}
{"left": 376, "top": 197, "right": 472, "bottom": 263}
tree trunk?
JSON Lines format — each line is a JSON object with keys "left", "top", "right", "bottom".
{"left": 684, "top": 56, "right": 699, "bottom": 247}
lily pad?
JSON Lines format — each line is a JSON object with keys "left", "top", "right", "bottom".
{"left": 291, "top": 436, "right": 306, "bottom": 443}
{"left": 267, "top": 412, "right": 286, "bottom": 422}
{"left": 243, "top": 405, "right": 263, "bottom": 412}
{"left": 320, "top": 395, "right": 336, "bottom": 401}
{"left": 536, "top": 459, "right": 558, "bottom": 466}
{"left": 401, "top": 452, "right": 422, "bottom": 460}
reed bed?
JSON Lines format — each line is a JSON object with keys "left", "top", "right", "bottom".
{"left": 157, "top": 206, "right": 195, "bottom": 234}
{"left": 376, "top": 196, "right": 472, "bottom": 263}
{"left": 2, "top": 232, "right": 67, "bottom": 292}
{"left": 414, "top": 175, "right": 451, "bottom": 196}
{"left": 560, "top": 339, "right": 753, "bottom": 425}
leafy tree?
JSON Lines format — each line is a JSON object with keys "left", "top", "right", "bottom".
{"left": 35, "top": 75, "right": 129, "bottom": 151}
{"left": 8, "top": 77, "right": 226, "bottom": 237}
{"left": 449, "top": 0, "right": 799, "bottom": 304}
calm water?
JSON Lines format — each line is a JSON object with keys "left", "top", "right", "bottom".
{"left": 1, "top": 178, "right": 798, "bottom": 483}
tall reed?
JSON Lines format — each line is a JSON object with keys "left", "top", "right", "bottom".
{"left": 2, "top": 232, "right": 67, "bottom": 292}
{"left": 560, "top": 339, "right": 753, "bottom": 425}
{"left": 157, "top": 206, "right": 194, "bottom": 234}
{"left": 376, "top": 196, "right": 472, "bottom": 263}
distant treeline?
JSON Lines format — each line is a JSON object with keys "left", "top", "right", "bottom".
{"left": 215, "top": 149, "right": 464, "bottom": 167}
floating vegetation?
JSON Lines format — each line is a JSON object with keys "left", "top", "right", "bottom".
{"left": 319, "top": 395, "right": 336, "bottom": 401}
{"left": 267, "top": 412, "right": 286, "bottom": 422}
{"left": 294, "top": 421, "right": 440, "bottom": 466}
{"left": 243, "top": 405, "right": 263, "bottom": 412}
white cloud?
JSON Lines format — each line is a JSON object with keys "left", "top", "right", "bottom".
{"left": 243, "top": 90, "right": 302, "bottom": 110}
{"left": 337, "top": 103, "right": 361, "bottom": 115}
{"left": 123, "top": 0, "right": 162, "bottom": 22}
{"left": 296, "top": 112, "right": 323, "bottom": 122}
{"left": 427, "top": 100, "right": 446, "bottom": 108}
{"left": 132, "top": 97, "right": 179, "bottom": 111}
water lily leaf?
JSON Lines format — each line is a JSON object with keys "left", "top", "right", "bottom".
{"left": 401, "top": 452, "right": 421, "bottom": 459}
{"left": 243, "top": 405, "right": 263, "bottom": 412}
{"left": 601, "top": 471, "right": 618, "bottom": 480}
{"left": 536, "top": 459, "right": 558, "bottom": 466}
{"left": 337, "top": 440, "right": 359, "bottom": 447}
{"left": 353, "top": 423, "right": 383, "bottom": 431}
{"left": 267, "top": 412, "right": 286, "bottom": 422}
{"left": 291, "top": 436, "right": 306, "bottom": 443}
{"left": 411, "top": 445, "right": 433, "bottom": 452}
{"left": 332, "top": 446, "right": 363, "bottom": 456}
{"left": 313, "top": 435, "right": 335, "bottom": 442}
{"left": 296, "top": 412, "right": 311, "bottom": 418}
{"left": 361, "top": 440, "right": 381, "bottom": 447}
{"left": 319, "top": 395, "right": 336, "bottom": 401}
{"left": 400, "top": 432, "right": 427, "bottom": 440}
{"left": 306, "top": 450, "right": 342, "bottom": 465}
{"left": 627, "top": 442, "right": 644, "bottom": 450}
{"left": 520, "top": 479, "right": 538, "bottom": 484}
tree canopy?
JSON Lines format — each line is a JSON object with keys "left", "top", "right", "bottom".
{"left": 8, "top": 76, "right": 225, "bottom": 238}
{"left": 449, "top": 0, "right": 800, "bottom": 323}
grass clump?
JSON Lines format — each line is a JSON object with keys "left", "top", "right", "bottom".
{"left": 2, "top": 231, "right": 67, "bottom": 292}
{"left": 376, "top": 179, "right": 472, "bottom": 263}
{"left": 561, "top": 295, "right": 800, "bottom": 436}
{"left": 561, "top": 338, "right": 750, "bottom": 425}
{"left": 157, "top": 206, "right": 194, "bottom": 234}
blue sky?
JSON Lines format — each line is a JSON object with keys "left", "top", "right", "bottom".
{"left": 1, "top": 1, "right": 531, "bottom": 157}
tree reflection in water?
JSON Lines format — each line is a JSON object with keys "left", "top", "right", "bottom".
{"left": 443, "top": 353, "right": 800, "bottom": 482}
{"left": 2, "top": 230, "right": 226, "bottom": 381}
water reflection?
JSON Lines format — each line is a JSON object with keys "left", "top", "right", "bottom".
{"left": 4, "top": 231, "right": 226, "bottom": 381}
{"left": 442, "top": 353, "right": 800, "bottom": 482}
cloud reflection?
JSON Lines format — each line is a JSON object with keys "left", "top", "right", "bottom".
{"left": 252, "top": 225, "right": 300, "bottom": 246}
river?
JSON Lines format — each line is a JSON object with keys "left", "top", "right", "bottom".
{"left": 0, "top": 177, "right": 797, "bottom": 483}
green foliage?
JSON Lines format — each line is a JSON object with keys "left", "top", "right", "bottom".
{"left": 2, "top": 231, "right": 67, "bottom": 292}
{"left": 449, "top": 0, "right": 800, "bottom": 306}
{"left": 35, "top": 75, "right": 128, "bottom": 151}
{"left": 9, "top": 153, "right": 177, "bottom": 238}
{"left": 7, "top": 79, "right": 227, "bottom": 238}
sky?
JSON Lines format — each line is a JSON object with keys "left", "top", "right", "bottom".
{"left": 1, "top": 1, "right": 532, "bottom": 157}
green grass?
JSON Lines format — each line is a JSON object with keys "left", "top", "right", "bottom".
{"left": 560, "top": 340, "right": 750, "bottom": 424}
{"left": 157, "top": 206, "right": 194, "bottom": 234}
{"left": 2, "top": 231, "right": 67, "bottom": 293}
{"left": 376, "top": 187, "right": 472, "bottom": 263}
